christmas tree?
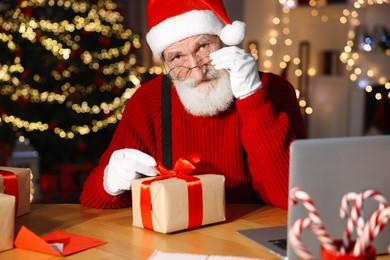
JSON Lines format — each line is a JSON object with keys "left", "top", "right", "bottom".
{"left": 0, "top": 0, "right": 151, "bottom": 201}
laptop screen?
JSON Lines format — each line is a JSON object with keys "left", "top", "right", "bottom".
{"left": 238, "top": 135, "right": 390, "bottom": 260}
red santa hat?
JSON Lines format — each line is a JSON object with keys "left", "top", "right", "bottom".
{"left": 146, "top": 0, "right": 246, "bottom": 59}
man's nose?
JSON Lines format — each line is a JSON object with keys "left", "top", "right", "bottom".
{"left": 188, "top": 56, "right": 206, "bottom": 83}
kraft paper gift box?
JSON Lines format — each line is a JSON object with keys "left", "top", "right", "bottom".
{"left": 0, "top": 193, "right": 15, "bottom": 252}
{"left": 0, "top": 166, "right": 31, "bottom": 217}
{"left": 132, "top": 174, "right": 226, "bottom": 234}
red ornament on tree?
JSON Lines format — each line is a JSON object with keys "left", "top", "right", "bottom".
{"left": 0, "top": 108, "right": 6, "bottom": 116}
{"left": 99, "top": 36, "right": 111, "bottom": 46}
{"left": 17, "top": 97, "right": 29, "bottom": 108}
{"left": 56, "top": 63, "right": 65, "bottom": 74}
{"left": 20, "top": 7, "right": 32, "bottom": 17}
{"left": 113, "top": 86, "right": 120, "bottom": 94}
{"left": 76, "top": 140, "right": 87, "bottom": 152}
{"left": 81, "top": 29, "right": 90, "bottom": 36}
{"left": 94, "top": 77, "right": 104, "bottom": 87}
{"left": 71, "top": 49, "right": 82, "bottom": 58}
{"left": 35, "top": 32, "right": 42, "bottom": 41}
{"left": 48, "top": 121, "right": 58, "bottom": 131}
{"left": 21, "top": 69, "right": 30, "bottom": 80}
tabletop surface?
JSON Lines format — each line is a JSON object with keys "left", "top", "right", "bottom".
{"left": 1, "top": 204, "right": 288, "bottom": 259}
{"left": 1, "top": 204, "right": 389, "bottom": 260}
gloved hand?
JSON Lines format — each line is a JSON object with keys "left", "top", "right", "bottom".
{"left": 210, "top": 46, "right": 262, "bottom": 99}
{"left": 103, "top": 148, "right": 157, "bottom": 196}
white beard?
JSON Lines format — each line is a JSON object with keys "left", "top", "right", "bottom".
{"left": 173, "top": 68, "right": 234, "bottom": 116}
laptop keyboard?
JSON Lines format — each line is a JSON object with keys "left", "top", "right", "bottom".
{"left": 268, "top": 238, "right": 287, "bottom": 250}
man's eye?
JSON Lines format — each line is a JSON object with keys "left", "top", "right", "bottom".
{"left": 199, "top": 43, "right": 209, "bottom": 50}
{"left": 172, "top": 55, "right": 182, "bottom": 62}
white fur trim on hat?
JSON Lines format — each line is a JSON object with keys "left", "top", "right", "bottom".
{"left": 146, "top": 10, "right": 224, "bottom": 59}
{"left": 220, "top": 21, "right": 246, "bottom": 46}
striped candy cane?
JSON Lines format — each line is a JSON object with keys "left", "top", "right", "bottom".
{"left": 340, "top": 192, "right": 363, "bottom": 254}
{"left": 289, "top": 187, "right": 337, "bottom": 252}
{"left": 289, "top": 217, "right": 315, "bottom": 260}
{"left": 353, "top": 206, "right": 390, "bottom": 256}
{"left": 340, "top": 190, "right": 388, "bottom": 254}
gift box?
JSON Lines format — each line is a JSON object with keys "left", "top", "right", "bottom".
{"left": 0, "top": 166, "right": 31, "bottom": 217}
{"left": 132, "top": 173, "right": 226, "bottom": 233}
{"left": 0, "top": 193, "right": 15, "bottom": 252}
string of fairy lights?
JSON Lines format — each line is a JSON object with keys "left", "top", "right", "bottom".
{"left": 339, "top": 0, "right": 390, "bottom": 100}
{"left": 0, "top": 0, "right": 144, "bottom": 139}
{"left": 247, "top": 0, "right": 335, "bottom": 116}
{"left": 251, "top": 0, "right": 389, "bottom": 115}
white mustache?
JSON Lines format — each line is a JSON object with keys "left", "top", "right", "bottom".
{"left": 173, "top": 69, "right": 234, "bottom": 117}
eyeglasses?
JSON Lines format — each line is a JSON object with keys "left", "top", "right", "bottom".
{"left": 167, "top": 56, "right": 212, "bottom": 81}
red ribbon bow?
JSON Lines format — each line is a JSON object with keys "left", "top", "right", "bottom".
{"left": 0, "top": 169, "right": 19, "bottom": 216}
{"left": 140, "top": 154, "right": 203, "bottom": 231}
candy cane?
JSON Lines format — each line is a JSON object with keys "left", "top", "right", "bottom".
{"left": 340, "top": 192, "right": 361, "bottom": 253}
{"left": 353, "top": 206, "right": 390, "bottom": 256}
{"left": 289, "top": 187, "right": 337, "bottom": 252}
{"left": 340, "top": 192, "right": 358, "bottom": 220}
{"left": 289, "top": 217, "right": 315, "bottom": 260}
{"left": 340, "top": 190, "right": 388, "bottom": 254}
{"left": 340, "top": 192, "right": 364, "bottom": 253}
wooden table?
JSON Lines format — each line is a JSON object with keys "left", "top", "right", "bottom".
{"left": 1, "top": 204, "right": 389, "bottom": 259}
{"left": 1, "top": 204, "right": 287, "bottom": 259}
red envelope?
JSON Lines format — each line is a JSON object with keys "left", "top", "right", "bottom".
{"left": 14, "top": 226, "right": 106, "bottom": 256}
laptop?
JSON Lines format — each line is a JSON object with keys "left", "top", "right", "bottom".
{"left": 237, "top": 135, "right": 390, "bottom": 259}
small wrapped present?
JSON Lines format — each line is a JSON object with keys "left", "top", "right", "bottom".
{"left": 132, "top": 155, "right": 226, "bottom": 233}
{"left": 0, "top": 166, "right": 31, "bottom": 217}
{"left": 0, "top": 193, "right": 15, "bottom": 252}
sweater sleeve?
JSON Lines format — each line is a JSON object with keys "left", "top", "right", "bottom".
{"left": 236, "top": 72, "right": 306, "bottom": 209}
{"left": 80, "top": 77, "right": 163, "bottom": 209}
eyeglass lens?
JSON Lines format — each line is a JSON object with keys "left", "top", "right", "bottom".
{"left": 168, "top": 56, "right": 211, "bottom": 80}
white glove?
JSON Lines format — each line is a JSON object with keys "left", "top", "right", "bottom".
{"left": 103, "top": 149, "right": 157, "bottom": 196}
{"left": 210, "top": 46, "right": 262, "bottom": 99}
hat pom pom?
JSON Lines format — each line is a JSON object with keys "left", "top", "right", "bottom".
{"left": 220, "top": 21, "right": 246, "bottom": 46}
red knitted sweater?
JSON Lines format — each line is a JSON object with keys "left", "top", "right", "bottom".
{"left": 80, "top": 72, "right": 306, "bottom": 210}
